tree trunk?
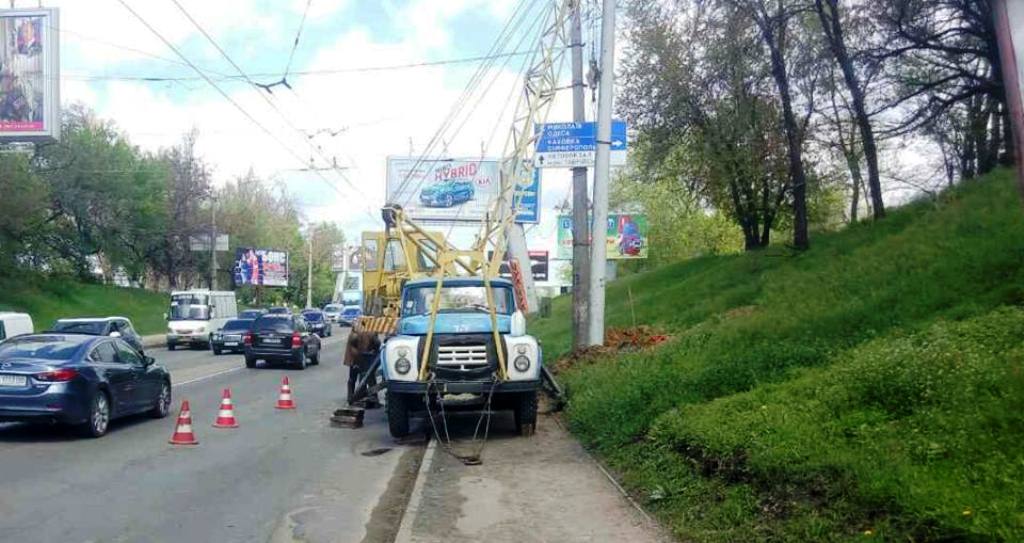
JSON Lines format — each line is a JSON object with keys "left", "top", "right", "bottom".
{"left": 847, "top": 152, "right": 862, "bottom": 222}
{"left": 815, "top": 0, "right": 885, "bottom": 219}
{"left": 757, "top": 12, "right": 809, "bottom": 249}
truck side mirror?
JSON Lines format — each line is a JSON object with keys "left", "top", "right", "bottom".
{"left": 510, "top": 310, "right": 526, "bottom": 337}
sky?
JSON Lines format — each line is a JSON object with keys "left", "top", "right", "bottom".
{"left": 37, "top": 0, "right": 603, "bottom": 285}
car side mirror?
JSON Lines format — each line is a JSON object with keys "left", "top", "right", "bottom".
{"left": 144, "top": 356, "right": 155, "bottom": 367}
{"left": 110, "top": 331, "right": 122, "bottom": 338}
{"left": 510, "top": 310, "right": 527, "bottom": 337}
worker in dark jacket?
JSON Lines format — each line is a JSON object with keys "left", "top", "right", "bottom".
{"left": 344, "top": 324, "right": 381, "bottom": 407}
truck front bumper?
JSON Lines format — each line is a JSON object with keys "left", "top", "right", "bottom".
{"left": 387, "top": 379, "right": 541, "bottom": 395}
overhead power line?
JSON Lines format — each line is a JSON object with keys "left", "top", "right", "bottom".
{"left": 115, "top": 0, "right": 373, "bottom": 221}
{"left": 166, "top": 0, "right": 374, "bottom": 211}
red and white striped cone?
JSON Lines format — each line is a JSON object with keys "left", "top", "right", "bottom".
{"left": 275, "top": 376, "right": 296, "bottom": 410}
{"left": 212, "top": 388, "right": 239, "bottom": 428}
{"left": 168, "top": 400, "right": 199, "bottom": 445}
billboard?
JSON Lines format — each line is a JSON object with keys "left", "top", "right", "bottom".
{"left": 557, "top": 213, "right": 649, "bottom": 260}
{"left": 233, "top": 248, "right": 289, "bottom": 287}
{"left": 489, "top": 250, "right": 549, "bottom": 282}
{"left": 386, "top": 157, "right": 539, "bottom": 223}
{"left": 0, "top": 8, "right": 59, "bottom": 142}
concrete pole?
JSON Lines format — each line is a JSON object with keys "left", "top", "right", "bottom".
{"left": 587, "top": 0, "right": 616, "bottom": 346}
{"left": 306, "top": 234, "right": 313, "bottom": 309}
{"left": 993, "top": 0, "right": 1024, "bottom": 198}
{"left": 570, "top": 0, "right": 591, "bottom": 350}
{"left": 209, "top": 197, "right": 217, "bottom": 291}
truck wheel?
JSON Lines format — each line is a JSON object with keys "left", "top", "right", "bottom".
{"left": 514, "top": 391, "right": 538, "bottom": 437}
{"left": 386, "top": 390, "right": 410, "bottom": 438}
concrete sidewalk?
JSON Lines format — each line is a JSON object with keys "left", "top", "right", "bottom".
{"left": 395, "top": 409, "right": 672, "bottom": 543}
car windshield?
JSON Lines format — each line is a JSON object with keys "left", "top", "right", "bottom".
{"left": 0, "top": 336, "right": 84, "bottom": 361}
{"left": 303, "top": 312, "right": 323, "bottom": 322}
{"left": 343, "top": 307, "right": 360, "bottom": 315}
{"left": 222, "top": 319, "right": 252, "bottom": 331}
{"left": 51, "top": 321, "right": 106, "bottom": 335}
{"left": 268, "top": 307, "right": 289, "bottom": 314}
{"left": 324, "top": 305, "right": 343, "bottom": 312}
{"left": 239, "top": 310, "right": 263, "bottom": 319}
{"left": 402, "top": 285, "right": 513, "bottom": 316}
{"left": 169, "top": 294, "right": 210, "bottom": 321}
{"left": 255, "top": 316, "right": 292, "bottom": 332}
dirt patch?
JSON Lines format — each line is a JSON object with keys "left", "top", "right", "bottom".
{"left": 361, "top": 446, "right": 425, "bottom": 543}
{"left": 553, "top": 326, "right": 671, "bottom": 373}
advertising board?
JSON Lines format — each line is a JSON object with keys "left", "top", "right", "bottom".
{"left": 489, "top": 250, "right": 549, "bottom": 282}
{"left": 233, "top": 248, "right": 289, "bottom": 287}
{"left": 0, "top": 8, "right": 59, "bottom": 142}
{"left": 557, "top": 213, "right": 649, "bottom": 260}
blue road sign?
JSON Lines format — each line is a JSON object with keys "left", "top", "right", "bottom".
{"left": 535, "top": 120, "right": 627, "bottom": 167}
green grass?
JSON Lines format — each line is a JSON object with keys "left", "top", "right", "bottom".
{"left": 0, "top": 275, "right": 168, "bottom": 335}
{"left": 532, "top": 168, "right": 1024, "bottom": 541}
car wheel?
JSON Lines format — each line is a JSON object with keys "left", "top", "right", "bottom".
{"left": 150, "top": 381, "right": 172, "bottom": 418}
{"left": 386, "top": 390, "right": 410, "bottom": 438}
{"left": 167, "top": 343, "right": 176, "bottom": 351}
{"left": 310, "top": 347, "right": 320, "bottom": 366}
{"left": 445, "top": 194, "right": 454, "bottom": 207}
{"left": 295, "top": 349, "right": 308, "bottom": 370}
{"left": 212, "top": 347, "right": 222, "bottom": 356}
{"left": 513, "top": 391, "right": 538, "bottom": 437}
{"left": 245, "top": 355, "right": 257, "bottom": 368}
{"left": 80, "top": 391, "right": 111, "bottom": 438}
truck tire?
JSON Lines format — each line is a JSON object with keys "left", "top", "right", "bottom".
{"left": 386, "top": 390, "right": 410, "bottom": 438}
{"left": 514, "top": 391, "right": 538, "bottom": 437}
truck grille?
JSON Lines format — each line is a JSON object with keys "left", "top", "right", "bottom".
{"left": 436, "top": 344, "right": 489, "bottom": 367}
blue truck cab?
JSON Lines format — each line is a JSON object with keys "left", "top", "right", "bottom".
{"left": 380, "top": 276, "right": 541, "bottom": 437}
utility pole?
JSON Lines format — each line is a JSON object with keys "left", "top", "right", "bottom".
{"left": 993, "top": 0, "right": 1024, "bottom": 198}
{"left": 306, "top": 232, "right": 314, "bottom": 309}
{"left": 209, "top": 196, "right": 217, "bottom": 291}
{"left": 570, "top": 0, "right": 590, "bottom": 350}
{"left": 588, "top": 0, "right": 616, "bottom": 346}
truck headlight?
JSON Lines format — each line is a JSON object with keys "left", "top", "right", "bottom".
{"left": 514, "top": 355, "right": 530, "bottom": 372}
{"left": 395, "top": 357, "right": 411, "bottom": 374}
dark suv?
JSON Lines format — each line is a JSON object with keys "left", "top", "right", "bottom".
{"left": 49, "top": 317, "right": 146, "bottom": 354}
{"left": 211, "top": 318, "right": 254, "bottom": 355}
{"left": 243, "top": 315, "right": 321, "bottom": 370}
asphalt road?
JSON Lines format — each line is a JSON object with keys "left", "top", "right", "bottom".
{"left": 0, "top": 330, "right": 424, "bottom": 543}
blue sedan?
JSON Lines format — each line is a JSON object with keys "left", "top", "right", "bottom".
{"left": 0, "top": 334, "right": 172, "bottom": 437}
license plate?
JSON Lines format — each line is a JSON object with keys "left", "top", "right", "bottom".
{"left": 262, "top": 338, "right": 279, "bottom": 345}
{"left": 0, "top": 374, "right": 27, "bottom": 387}
{"left": 224, "top": 342, "right": 239, "bottom": 347}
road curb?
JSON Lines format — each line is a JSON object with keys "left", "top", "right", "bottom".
{"left": 393, "top": 437, "right": 437, "bottom": 543}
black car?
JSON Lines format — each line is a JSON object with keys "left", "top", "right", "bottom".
{"left": 243, "top": 315, "right": 321, "bottom": 370}
{"left": 210, "top": 318, "right": 254, "bottom": 355}
{"left": 266, "top": 307, "right": 291, "bottom": 315}
{"left": 301, "top": 310, "right": 333, "bottom": 337}
{"left": 238, "top": 309, "right": 266, "bottom": 320}
{"left": 49, "top": 317, "right": 146, "bottom": 354}
{"left": 0, "top": 334, "right": 172, "bottom": 437}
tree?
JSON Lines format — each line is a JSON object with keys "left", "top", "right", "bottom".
{"left": 0, "top": 153, "right": 48, "bottom": 270}
{"left": 813, "top": 0, "right": 886, "bottom": 218}
{"left": 154, "top": 130, "right": 211, "bottom": 289}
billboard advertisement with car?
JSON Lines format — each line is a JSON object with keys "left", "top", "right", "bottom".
{"left": 0, "top": 8, "right": 59, "bottom": 142}
{"left": 385, "top": 157, "right": 540, "bottom": 223}
{"left": 233, "top": 248, "right": 289, "bottom": 287}
{"left": 557, "top": 213, "right": 649, "bottom": 260}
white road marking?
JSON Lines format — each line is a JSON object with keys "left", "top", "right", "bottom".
{"left": 173, "top": 366, "right": 245, "bottom": 387}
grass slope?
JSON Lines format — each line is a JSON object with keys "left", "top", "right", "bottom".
{"left": 0, "top": 276, "right": 168, "bottom": 335}
{"left": 532, "top": 168, "right": 1024, "bottom": 541}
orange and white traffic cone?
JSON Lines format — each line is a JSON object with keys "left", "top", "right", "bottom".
{"left": 275, "top": 376, "right": 296, "bottom": 410}
{"left": 212, "top": 388, "right": 239, "bottom": 428}
{"left": 168, "top": 400, "right": 199, "bottom": 445}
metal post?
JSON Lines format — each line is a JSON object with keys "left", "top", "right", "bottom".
{"left": 588, "top": 0, "right": 616, "bottom": 346}
{"left": 306, "top": 233, "right": 313, "bottom": 309}
{"left": 210, "top": 197, "right": 217, "bottom": 291}
{"left": 993, "top": 0, "right": 1024, "bottom": 197}
{"left": 570, "top": 0, "right": 590, "bottom": 350}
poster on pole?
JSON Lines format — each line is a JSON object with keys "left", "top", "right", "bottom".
{"left": 386, "top": 157, "right": 500, "bottom": 222}
{"left": 557, "top": 213, "right": 649, "bottom": 260}
{"left": 0, "top": 7, "right": 59, "bottom": 142}
{"left": 488, "top": 250, "right": 550, "bottom": 282}
{"left": 232, "top": 248, "right": 289, "bottom": 287}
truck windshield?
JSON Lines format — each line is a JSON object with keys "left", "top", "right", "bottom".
{"left": 169, "top": 294, "right": 210, "bottom": 321}
{"left": 402, "top": 285, "right": 513, "bottom": 316}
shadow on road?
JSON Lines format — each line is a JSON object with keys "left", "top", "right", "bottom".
{"left": 0, "top": 412, "right": 160, "bottom": 443}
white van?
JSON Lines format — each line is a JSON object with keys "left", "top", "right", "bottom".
{"left": 165, "top": 290, "right": 238, "bottom": 350}
{"left": 0, "top": 312, "right": 34, "bottom": 343}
